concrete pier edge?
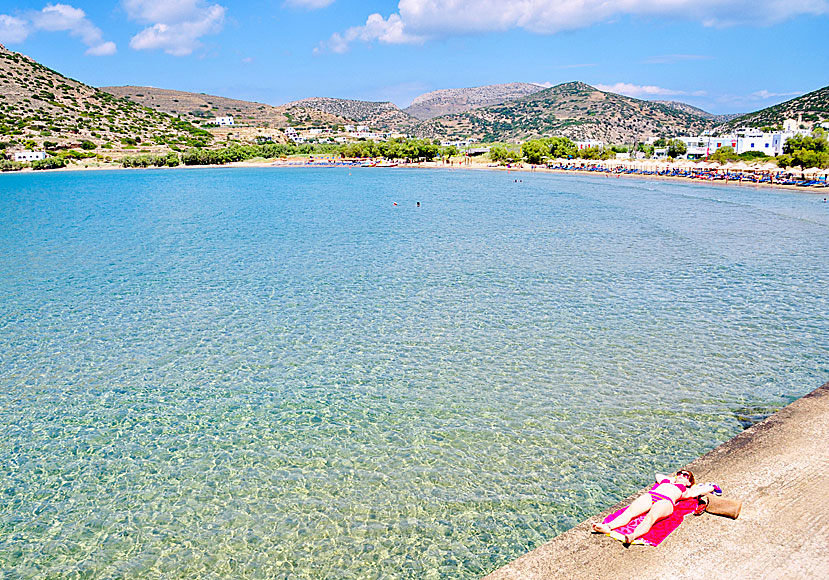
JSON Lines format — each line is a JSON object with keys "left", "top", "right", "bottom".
{"left": 482, "top": 381, "right": 829, "bottom": 580}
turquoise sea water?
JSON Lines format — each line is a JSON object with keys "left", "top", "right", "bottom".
{"left": 1, "top": 167, "right": 827, "bottom": 578}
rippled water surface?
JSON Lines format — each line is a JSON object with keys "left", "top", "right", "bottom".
{"left": 1, "top": 168, "right": 827, "bottom": 578}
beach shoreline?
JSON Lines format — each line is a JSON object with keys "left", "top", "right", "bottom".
{"left": 3, "top": 157, "right": 827, "bottom": 196}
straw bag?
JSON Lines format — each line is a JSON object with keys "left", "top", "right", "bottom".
{"left": 701, "top": 494, "right": 742, "bottom": 519}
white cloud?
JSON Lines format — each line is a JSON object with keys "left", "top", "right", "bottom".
{"left": 284, "top": 0, "right": 336, "bottom": 9}
{"left": 0, "top": 15, "right": 31, "bottom": 44}
{"left": 595, "top": 82, "right": 684, "bottom": 98}
{"left": 86, "top": 40, "right": 117, "bottom": 56}
{"left": 1, "top": 4, "right": 116, "bottom": 54}
{"left": 752, "top": 89, "right": 801, "bottom": 100}
{"left": 321, "top": 0, "right": 829, "bottom": 52}
{"left": 31, "top": 4, "right": 107, "bottom": 46}
{"left": 125, "top": 0, "right": 226, "bottom": 56}
{"left": 124, "top": 0, "right": 203, "bottom": 25}
{"left": 317, "top": 13, "right": 425, "bottom": 54}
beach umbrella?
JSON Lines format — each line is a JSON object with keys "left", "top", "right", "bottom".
{"left": 802, "top": 166, "right": 822, "bottom": 177}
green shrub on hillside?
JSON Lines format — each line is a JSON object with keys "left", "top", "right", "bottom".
{"left": 120, "top": 152, "right": 180, "bottom": 168}
{"left": 31, "top": 156, "right": 66, "bottom": 170}
{"left": 0, "top": 159, "right": 25, "bottom": 172}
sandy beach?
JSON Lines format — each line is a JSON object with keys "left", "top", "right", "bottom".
{"left": 3, "top": 156, "right": 827, "bottom": 196}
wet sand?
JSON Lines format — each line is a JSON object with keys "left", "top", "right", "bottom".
{"left": 482, "top": 381, "right": 829, "bottom": 580}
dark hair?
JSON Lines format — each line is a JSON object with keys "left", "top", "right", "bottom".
{"left": 677, "top": 470, "right": 695, "bottom": 486}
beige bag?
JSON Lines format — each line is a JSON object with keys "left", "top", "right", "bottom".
{"left": 703, "top": 495, "right": 742, "bottom": 519}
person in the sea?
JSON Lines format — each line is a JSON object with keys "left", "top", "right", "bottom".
{"left": 592, "top": 470, "right": 716, "bottom": 544}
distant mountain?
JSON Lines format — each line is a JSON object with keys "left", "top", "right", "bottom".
{"left": 654, "top": 100, "right": 741, "bottom": 123}
{"left": 4, "top": 43, "right": 825, "bottom": 156}
{"left": 285, "top": 97, "right": 417, "bottom": 132}
{"left": 717, "top": 85, "right": 829, "bottom": 130}
{"left": 404, "top": 83, "right": 545, "bottom": 120}
{"left": 410, "top": 82, "right": 715, "bottom": 143}
{"left": 0, "top": 44, "right": 209, "bottom": 152}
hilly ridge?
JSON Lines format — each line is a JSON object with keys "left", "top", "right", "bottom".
{"left": 284, "top": 97, "right": 417, "bottom": 131}
{"left": 717, "top": 85, "right": 829, "bottom": 131}
{"left": 404, "top": 83, "right": 545, "bottom": 120}
{"left": 411, "top": 82, "right": 715, "bottom": 143}
{"left": 3, "top": 42, "right": 827, "bottom": 156}
{"left": 0, "top": 44, "right": 209, "bottom": 153}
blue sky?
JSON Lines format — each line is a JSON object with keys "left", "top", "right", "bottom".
{"left": 1, "top": 1, "right": 828, "bottom": 115}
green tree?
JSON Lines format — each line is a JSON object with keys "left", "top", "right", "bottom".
{"left": 635, "top": 142, "right": 654, "bottom": 157}
{"left": 709, "top": 146, "right": 739, "bottom": 164}
{"left": 521, "top": 140, "right": 549, "bottom": 164}
{"left": 441, "top": 145, "right": 458, "bottom": 159}
{"left": 489, "top": 145, "right": 509, "bottom": 163}
{"left": 778, "top": 129, "right": 829, "bottom": 168}
{"left": 548, "top": 137, "right": 577, "bottom": 159}
{"left": 577, "top": 146, "right": 612, "bottom": 160}
{"left": 667, "top": 139, "right": 687, "bottom": 158}
{"left": 31, "top": 156, "right": 66, "bottom": 170}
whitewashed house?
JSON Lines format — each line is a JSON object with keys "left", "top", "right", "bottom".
{"left": 677, "top": 135, "right": 736, "bottom": 159}
{"left": 284, "top": 127, "right": 305, "bottom": 144}
{"left": 214, "top": 116, "right": 235, "bottom": 126}
{"left": 14, "top": 151, "right": 47, "bottom": 162}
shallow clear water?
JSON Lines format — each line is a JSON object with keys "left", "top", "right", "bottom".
{"left": 1, "top": 167, "right": 827, "bottom": 578}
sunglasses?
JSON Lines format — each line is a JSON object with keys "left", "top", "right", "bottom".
{"left": 676, "top": 471, "right": 691, "bottom": 479}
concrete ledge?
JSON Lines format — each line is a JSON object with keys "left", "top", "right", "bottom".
{"left": 483, "top": 382, "right": 829, "bottom": 580}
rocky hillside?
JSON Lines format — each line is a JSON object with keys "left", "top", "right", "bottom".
{"left": 654, "top": 100, "right": 741, "bottom": 123}
{"left": 410, "top": 82, "right": 716, "bottom": 143}
{"left": 717, "top": 85, "right": 829, "bottom": 130}
{"left": 102, "top": 86, "right": 356, "bottom": 131}
{"left": 101, "top": 85, "right": 287, "bottom": 127}
{"left": 404, "top": 82, "right": 544, "bottom": 120}
{"left": 285, "top": 97, "right": 417, "bottom": 132}
{"left": 0, "top": 44, "right": 209, "bottom": 153}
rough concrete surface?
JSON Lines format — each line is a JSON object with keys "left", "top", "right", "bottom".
{"left": 483, "top": 381, "right": 829, "bottom": 580}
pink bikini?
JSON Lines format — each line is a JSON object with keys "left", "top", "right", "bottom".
{"left": 648, "top": 479, "right": 687, "bottom": 505}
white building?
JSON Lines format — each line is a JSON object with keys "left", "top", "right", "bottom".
{"left": 576, "top": 139, "right": 603, "bottom": 150}
{"left": 677, "top": 135, "right": 737, "bottom": 159}
{"left": 284, "top": 127, "right": 305, "bottom": 144}
{"left": 736, "top": 130, "right": 783, "bottom": 156}
{"left": 677, "top": 127, "right": 803, "bottom": 159}
{"left": 214, "top": 116, "right": 235, "bottom": 126}
{"left": 14, "top": 150, "right": 47, "bottom": 162}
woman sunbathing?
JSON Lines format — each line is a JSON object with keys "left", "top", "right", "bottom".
{"left": 592, "top": 470, "right": 716, "bottom": 544}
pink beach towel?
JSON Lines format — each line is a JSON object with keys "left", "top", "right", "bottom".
{"left": 603, "top": 498, "right": 699, "bottom": 546}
